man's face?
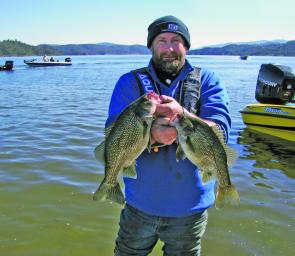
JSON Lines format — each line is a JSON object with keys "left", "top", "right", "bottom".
{"left": 150, "top": 32, "right": 187, "bottom": 74}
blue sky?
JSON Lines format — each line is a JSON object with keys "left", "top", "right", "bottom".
{"left": 1, "top": 0, "right": 294, "bottom": 49}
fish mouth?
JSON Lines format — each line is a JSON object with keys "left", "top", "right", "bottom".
{"left": 146, "top": 92, "right": 161, "bottom": 105}
{"left": 147, "top": 92, "right": 159, "bottom": 100}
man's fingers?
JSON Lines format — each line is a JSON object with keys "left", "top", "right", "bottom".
{"left": 155, "top": 104, "right": 169, "bottom": 113}
{"left": 153, "top": 117, "right": 171, "bottom": 125}
{"left": 159, "top": 95, "right": 174, "bottom": 103}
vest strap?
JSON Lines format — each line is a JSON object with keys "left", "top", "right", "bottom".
{"left": 131, "top": 68, "right": 146, "bottom": 95}
{"left": 181, "top": 67, "right": 202, "bottom": 115}
{"left": 131, "top": 68, "right": 160, "bottom": 94}
{"left": 132, "top": 66, "right": 201, "bottom": 115}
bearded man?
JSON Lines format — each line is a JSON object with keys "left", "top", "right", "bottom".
{"left": 104, "top": 16, "right": 231, "bottom": 256}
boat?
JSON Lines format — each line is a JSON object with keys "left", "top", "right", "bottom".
{"left": 0, "top": 60, "right": 13, "bottom": 71}
{"left": 240, "top": 55, "right": 248, "bottom": 60}
{"left": 24, "top": 57, "right": 72, "bottom": 67}
{"left": 241, "top": 104, "right": 295, "bottom": 141}
{"left": 241, "top": 63, "right": 295, "bottom": 142}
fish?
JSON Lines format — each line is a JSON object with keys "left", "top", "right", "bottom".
{"left": 171, "top": 113, "right": 240, "bottom": 208}
{"left": 93, "top": 92, "right": 160, "bottom": 205}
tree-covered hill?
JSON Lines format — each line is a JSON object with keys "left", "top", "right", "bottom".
{"left": 39, "top": 43, "right": 150, "bottom": 55}
{"left": 187, "top": 40, "right": 295, "bottom": 56}
{"left": 0, "top": 40, "right": 149, "bottom": 56}
{"left": 0, "top": 40, "right": 63, "bottom": 56}
{"left": 1, "top": 39, "right": 295, "bottom": 57}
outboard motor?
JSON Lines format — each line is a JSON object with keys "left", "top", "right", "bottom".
{"left": 5, "top": 61, "right": 14, "bottom": 70}
{"left": 0, "top": 60, "right": 14, "bottom": 71}
{"left": 255, "top": 64, "right": 295, "bottom": 104}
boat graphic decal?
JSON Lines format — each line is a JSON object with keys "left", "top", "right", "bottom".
{"left": 264, "top": 107, "right": 290, "bottom": 115}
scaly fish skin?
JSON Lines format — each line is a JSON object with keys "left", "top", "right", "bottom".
{"left": 93, "top": 92, "right": 160, "bottom": 205}
{"left": 172, "top": 114, "right": 240, "bottom": 208}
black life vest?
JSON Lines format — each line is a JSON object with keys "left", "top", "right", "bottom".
{"left": 132, "top": 67, "right": 202, "bottom": 115}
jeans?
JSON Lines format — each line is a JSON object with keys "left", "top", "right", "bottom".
{"left": 114, "top": 204, "right": 208, "bottom": 256}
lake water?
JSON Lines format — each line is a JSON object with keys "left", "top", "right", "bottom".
{"left": 1, "top": 55, "right": 294, "bottom": 256}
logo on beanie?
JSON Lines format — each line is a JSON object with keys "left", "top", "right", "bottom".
{"left": 167, "top": 23, "right": 178, "bottom": 31}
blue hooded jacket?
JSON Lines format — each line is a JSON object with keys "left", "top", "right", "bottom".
{"left": 105, "top": 59, "right": 231, "bottom": 217}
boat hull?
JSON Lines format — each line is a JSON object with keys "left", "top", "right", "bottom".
{"left": 241, "top": 104, "right": 295, "bottom": 142}
{"left": 24, "top": 61, "right": 72, "bottom": 67}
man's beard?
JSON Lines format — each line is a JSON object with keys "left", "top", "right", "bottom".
{"left": 152, "top": 51, "right": 185, "bottom": 75}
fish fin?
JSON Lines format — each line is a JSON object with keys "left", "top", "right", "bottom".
{"left": 93, "top": 180, "right": 125, "bottom": 205}
{"left": 104, "top": 123, "right": 114, "bottom": 137}
{"left": 211, "top": 125, "right": 226, "bottom": 144}
{"left": 147, "top": 138, "right": 152, "bottom": 153}
{"left": 122, "top": 163, "right": 137, "bottom": 178}
{"left": 94, "top": 141, "right": 105, "bottom": 164}
{"left": 94, "top": 123, "right": 114, "bottom": 163}
{"left": 225, "top": 146, "right": 237, "bottom": 166}
{"left": 176, "top": 145, "right": 186, "bottom": 162}
{"left": 215, "top": 185, "right": 240, "bottom": 209}
{"left": 201, "top": 170, "right": 214, "bottom": 184}
{"left": 211, "top": 125, "right": 237, "bottom": 166}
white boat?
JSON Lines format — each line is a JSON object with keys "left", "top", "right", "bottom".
{"left": 24, "top": 57, "right": 72, "bottom": 67}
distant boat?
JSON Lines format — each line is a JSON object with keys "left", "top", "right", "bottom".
{"left": 24, "top": 57, "right": 72, "bottom": 67}
{"left": 0, "top": 60, "right": 13, "bottom": 71}
{"left": 240, "top": 55, "right": 248, "bottom": 60}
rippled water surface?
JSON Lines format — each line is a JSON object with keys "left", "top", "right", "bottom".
{"left": 1, "top": 55, "right": 294, "bottom": 255}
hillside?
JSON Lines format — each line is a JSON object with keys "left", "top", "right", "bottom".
{"left": 1, "top": 39, "right": 295, "bottom": 56}
{"left": 0, "top": 40, "right": 62, "bottom": 56}
{"left": 188, "top": 40, "right": 295, "bottom": 56}
{"left": 39, "top": 43, "right": 150, "bottom": 55}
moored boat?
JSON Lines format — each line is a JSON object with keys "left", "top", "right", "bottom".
{"left": 240, "top": 55, "right": 248, "bottom": 60}
{"left": 24, "top": 57, "right": 72, "bottom": 67}
{"left": 241, "top": 104, "right": 295, "bottom": 141}
{"left": 241, "top": 64, "right": 295, "bottom": 142}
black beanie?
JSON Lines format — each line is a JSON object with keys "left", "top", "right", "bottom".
{"left": 147, "top": 15, "right": 191, "bottom": 49}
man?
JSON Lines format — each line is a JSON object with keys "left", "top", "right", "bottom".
{"left": 43, "top": 55, "right": 49, "bottom": 62}
{"left": 106, "top": 16, "right": 231, "bottom": 256}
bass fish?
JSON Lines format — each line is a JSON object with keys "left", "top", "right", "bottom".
{"left": 172, "top": 114, "right": 240, "bottom": 208}
{"left": 93, "top": 92, "right": 160, "bottom": 204}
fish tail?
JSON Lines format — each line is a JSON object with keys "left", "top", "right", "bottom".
{"left": 93, "top": 180, "right": 125, "bottom": 205}
{"left": 215, "top": 185, "right": 240, "bottom": 209}
{"left": 123, "top": 164, "right": 137, "bottom": 178}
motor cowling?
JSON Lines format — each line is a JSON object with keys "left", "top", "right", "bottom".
{"left": 4, "top": 60, "right": 13, "bottom": 70}
{"left": 255, "top": 64, "right": 295, "bottom": 104}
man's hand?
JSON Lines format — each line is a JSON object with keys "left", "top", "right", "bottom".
{"left": 150, "top": 95, "right": 183, "bottom": 145}
{"left": 155, "top": 95, "right": 183, "bottom": 120}
{"left": 150, "top": 117, "right": 178, "bottom": 145}
{"left": 150, "top": 94, "right": 217, "bottom": 146}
